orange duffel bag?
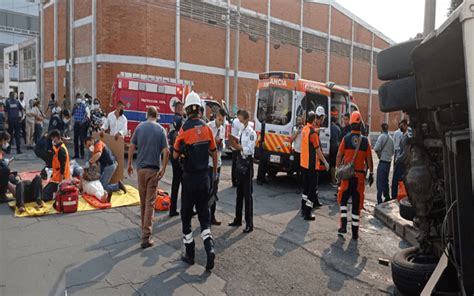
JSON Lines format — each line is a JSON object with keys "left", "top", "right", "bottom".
{"left": 155, "top": 189, "right": 171, "bottom": 211}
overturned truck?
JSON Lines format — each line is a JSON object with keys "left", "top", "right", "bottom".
{"left": 377, "top": 1, "right": 474, "bottom": 295}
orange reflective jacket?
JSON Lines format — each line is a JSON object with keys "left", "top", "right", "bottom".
{"left": 51, "top": 143, "right": 71, "bottom": 183}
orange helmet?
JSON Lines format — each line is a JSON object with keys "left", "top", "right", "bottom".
{"left": 350, "top": 111, "right": 362, "bottom": 124}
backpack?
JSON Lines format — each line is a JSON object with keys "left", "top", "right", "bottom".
{"left": 154, "top": 190, "right": 171, "bottom": 211}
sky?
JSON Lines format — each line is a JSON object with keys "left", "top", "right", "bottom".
{"left": 335, "top": 0, "right": 452, "bottom": 43}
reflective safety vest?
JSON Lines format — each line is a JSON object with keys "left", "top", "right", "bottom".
{"left": 300, "top": 123, "right": 320, "bottom": 170}
{"left": 51, "top": 143, "right": 71, "bottom": 183}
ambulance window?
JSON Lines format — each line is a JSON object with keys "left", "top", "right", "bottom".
{"left": 303, "top": 92, "right": 329, "bottom": 128}
{"left": 330, "top": 92, "right": 347, "bottom": 125}
{"left": 257, "top": 88, "right": 292, "bottom": 126}
{"left": 138, "top": 82, "right": 146, "bottom": 91}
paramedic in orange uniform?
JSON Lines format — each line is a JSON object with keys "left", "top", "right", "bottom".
{"left": 45, "top": 130, "right": 71, "bottom": 202}
{"left": 173, "top": 91, "right": 218, "bottom": 271}
{"left": 300, "top": 108, "right": 330, "bottom": 221}
{"left": 336, "top": 111, "right": 374, "bottom": 240}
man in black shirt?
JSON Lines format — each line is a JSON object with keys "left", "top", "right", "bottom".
{"left": 339, "top": 113, "right": 351, "bottom": 141}
{"left": 169, "top": 101, "right": 185, "bottom": 217}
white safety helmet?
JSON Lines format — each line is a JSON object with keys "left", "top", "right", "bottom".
{"left": 316, "top": 106, "right": 325, "bottom": 117}
{"left": 184, "top": 91, "right": 201, "bottom": 109}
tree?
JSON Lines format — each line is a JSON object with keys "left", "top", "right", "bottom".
{"left": 448, "top": 0, "right": 463, "bottom": 15}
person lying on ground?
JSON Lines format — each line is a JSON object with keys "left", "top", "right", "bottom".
{"left": 8, "top": 174, "right": 45, "bottom": 214}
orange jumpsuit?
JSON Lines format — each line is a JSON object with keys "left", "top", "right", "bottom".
{"left": 337, "top": 131, "right": 371, "bottom": 236}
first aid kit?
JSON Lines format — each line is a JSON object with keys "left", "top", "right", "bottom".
{"left": 155, "top": 189, "right": 171, "bottom": 211}
{"left": 55, "top": 180, "right": 79, "bottom": 213}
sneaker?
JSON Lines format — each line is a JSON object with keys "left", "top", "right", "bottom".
{"left": 140, "top": 240, "right": 155, "bottom": 249}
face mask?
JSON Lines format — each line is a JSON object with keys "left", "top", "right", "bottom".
{"left": 76, "top": 99, "right": 82, "bottom": 104}
{"left": 2, "top": 143, "right": 9, "bottom": 150}
{"left": 89, "top": 145, "right": 95, "bottom": 153}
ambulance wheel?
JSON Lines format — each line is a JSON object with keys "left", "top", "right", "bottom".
{"left": 399, "top": 197, "right": 415, "bottom": 221}
{"left": 377, "top": 38, "right": 422, "bottom": 81}
{"left": 391, "top": 247, "right": 437, "bottom": 296}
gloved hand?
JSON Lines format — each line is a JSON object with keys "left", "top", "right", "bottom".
{"left": 323, "top": 159, "right": 330, "bottom": 172}
{"left": 368, "top": 173, "right": 374, "bottom": 187}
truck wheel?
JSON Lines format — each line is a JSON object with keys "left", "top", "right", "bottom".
{"left": 377, "top": 38, "right": 422, "bottom": 81}
{"left": 379, "top": 76, "right": 417, "bottom": 112}
{"left": 391, "top": 247, "right": 438, "bottom": 296}
{"left": 399, "top": 197, "right": 415, "bottom": 221}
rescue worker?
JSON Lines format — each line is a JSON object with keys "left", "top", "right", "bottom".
{"left": 336, "top": 111, "right": 374, "bottom": 240}
{"left": 5, "top": 91, "right": 24, "bottom": 154}
{"left": 45, "top": 130, "right": 71, "bottom": 202}
{"left": 299, "top": 108, "right": 329, "bottom": 221}
{"left": 228, "top": 110, "right": 256, "bottom": 233}
{"left": 169, "top": 101, "right": 185, "bottom": 217}
{"left": 173, "top": 91, "right": 218, "bottom": 271}
{"left": 85, "top": 136, "right": 127, "bottom": 201}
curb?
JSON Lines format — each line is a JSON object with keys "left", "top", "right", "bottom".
{"left": 374, "top": 199, "right": 418, "bottom": 246}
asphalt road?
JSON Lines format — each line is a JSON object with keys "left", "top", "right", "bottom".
{"left": 0, "top": 150, "right": 407, "bottom": 296}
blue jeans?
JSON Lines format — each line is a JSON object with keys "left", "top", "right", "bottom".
{"left": 34, "top": 124, "right": 43, "bottom": 144}
{"left": 391, "top": 162, "right": 405, "bottom": 199}
{"left": 101, "top": 162, "right": 119, "bottom": 193}
{"left": 376, "top": 161, "right": 391, "bottom": 204}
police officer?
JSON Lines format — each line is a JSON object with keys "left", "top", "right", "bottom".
{"left": 300, "top": 108, "right": 329, "bottom": 221}
{"left": 336, "top": 111, "right": 374, "bottom": 240}
{"left": 230, "top": 110, "right": 244, "bottom": 187}
{"left": 228, "top": 110, "right": 256, "bottom": 233}
{"left": 169, "top": 101, "right": 185, "bottom": 217}
{"left": 173, "top": 91, "right": 218, "bottom": 271}
{"left": 5, "top": 91, "right": 24, "bottom": 154}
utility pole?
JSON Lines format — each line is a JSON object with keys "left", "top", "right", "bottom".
{"left": 65, "top": 0, "right": 70, "bottom": 102}
{"left": 224, "top": 0, "right": 230, "bottom": 107}
{"left": 423, "top": 0, "right": 436, "bottom": 36}
{"left": 232, "top": 0, "right": 241, "bottom": 112}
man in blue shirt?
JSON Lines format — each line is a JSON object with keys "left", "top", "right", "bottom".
{"left": 5, "top": 92, "right": 24, "bottom": 154}
{"left": 72, "top": 94, "right": 89, "bottom": 159}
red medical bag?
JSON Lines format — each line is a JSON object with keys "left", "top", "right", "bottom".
{"left": 55, "top": 180, "right": 79, "bottom": 213}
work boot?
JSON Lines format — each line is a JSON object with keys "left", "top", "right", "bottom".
{"left": 351, "top": 225, "right": 359, "bottom": 240}
{"left": 204, "top": 238, "right": 215, "bottom": 271}
{"left": 182, "top": 241, "right": 195, "bottom": 265}
{"left": 313, "top": 198, "right": 323, "bottom": 208}
{"left": 118, "top": 180, "right": 127, "bottom": 194}
{"left": 303, "top": 206, "right": 315, "bottom": 221}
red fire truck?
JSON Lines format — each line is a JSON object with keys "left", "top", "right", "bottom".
{"left": 110, "top": 72, "right": 193, "bottom": 143}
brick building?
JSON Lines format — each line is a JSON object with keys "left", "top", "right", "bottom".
{"left": 41, "top": 0, "right": 401, "bottom": 131}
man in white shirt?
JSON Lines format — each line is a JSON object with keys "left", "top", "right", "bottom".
{"left": 392, "top": 119, "right": 408, "bottom": 198}
{"left": 230, "top": 110, "right": 244, "bottom": 187}
{"left": 208, "top": 108, "right": 226, "bottom": 226}
{"left": 103, "top": 101, "right": 128, "bottom": 140}
{"left": 291, "top": 116, "right": 304, "bottom": 193}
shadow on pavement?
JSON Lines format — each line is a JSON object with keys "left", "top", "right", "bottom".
{"left": 272, "top": 212, "right": 309, "bottom": 257}
{"left": 320, "top": 236, "right": 367, "bottom": 292}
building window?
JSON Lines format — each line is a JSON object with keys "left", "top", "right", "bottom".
{"left": 19, "top": 46, "right": 36, "bottom": 81}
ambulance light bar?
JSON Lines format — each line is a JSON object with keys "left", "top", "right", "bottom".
{"left": 259, "top": 72, "right": 297, "bottom": 80}
{"left": 118, "top": 72, "right": 194, "bottom": 86}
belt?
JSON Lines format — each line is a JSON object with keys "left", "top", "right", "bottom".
{"left": 142, "top": 165, "right": 160, "bottom": 170}
{"left": 379, "top": 160, "right": 391, "bottom": 164}
{"left": 355, "top": 169, "right": 366, "bottom": 174}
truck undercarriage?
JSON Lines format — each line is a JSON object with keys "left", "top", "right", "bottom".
{"left": 378, "top": 1, "right": 474, "bottom": 294}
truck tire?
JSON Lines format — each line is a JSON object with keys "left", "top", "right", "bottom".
{"left": 379, "top": 76, "right": 417, "bottom": 112}
{"left": 399, "top": 197, "right": 415, "bottom": 221}
{"left": 391, "top": 247, "right": 438, "bottom": 296}
{"left": 377, "top": 38, "right": 422, "bottom": 81}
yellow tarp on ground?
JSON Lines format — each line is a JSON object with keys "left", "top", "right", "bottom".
{"left": 8, "top": 185, "right": 140, "bottom": 217}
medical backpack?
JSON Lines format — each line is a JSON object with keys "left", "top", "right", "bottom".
{"left": 55, "top": 180, "right": 79, "bottom": 213}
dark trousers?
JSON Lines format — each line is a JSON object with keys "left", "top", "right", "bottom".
{"left": 8, "top": 120, "right": 22, "bottom": 152}
{"left": 235, "top": 161, "right": 254, "bottom": 227}
{"left": 170, "top": 156, "right": 183, "bottom": 214}
{"left": 181, "top": 171, "right": 211, "bottom": 236}
{"left": 73, "top": 122, "right": 86, "bottom": 158}
{"left": 376, "top": 160, "right": 391, "bottom": 203}
{"left": 15, "top": 176, "right": 43, "bottom": 207}
{"left": 209, "top": 166, "right": 221, "bottom": 220}
{"left": 231, "top": 150, "right": 239, "bottom": 186}
{"left": 43, "top": 182, "right": 59, "bottom": 202}
{"left": 339, "top": 177, "right": 362, "bottom": 236}
{"left": 256, "top": 148, "right": 268, "bottom": 182}
{"left": 302, "top": 168, "right": 318, "bottom": 208}
{"left": 391, "top": 162, "right": 405, "bottom": 198}
{"left": 21, "top": 119, "right": 26, "bottom": 144}
{"left": 34, "top": 124, "right": 43, "bottom": 144}
{"left": 293, "top": 152, "right": 302, "bottom": 189}
{"left": 0, "top": 165, "right": 10, "bottom": 197}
